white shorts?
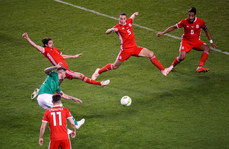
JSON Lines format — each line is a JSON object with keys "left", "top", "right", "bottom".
{"left": 37, "top": 94, "right": 53, "bottom": 110}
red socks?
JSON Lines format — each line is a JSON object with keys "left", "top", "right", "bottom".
{"left": 150, "top": 55, "right": 165, "bottom": 70}
{"left": 198, "top": 51, "right": 209, "bottom": 67}
{"left": 82, "top": 76, "right": 101, "bottom": 86}
{"left": 98, "top": 64, "right": 114, "bottom": 74}
{"left": 172, "top": 57, "right": 180, "bottom": 67}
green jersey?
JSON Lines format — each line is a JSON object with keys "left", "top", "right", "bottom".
{"left": 38, "top": 71, "right": 61, "bottom": 95}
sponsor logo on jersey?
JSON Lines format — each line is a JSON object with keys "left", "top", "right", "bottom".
{"left": 191, "top": 26, "right": 194, "bottom": 28}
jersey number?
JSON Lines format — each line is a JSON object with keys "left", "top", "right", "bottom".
{"left": 127, "top": 29, "right": 131, "bottom": 35}
{"left": 51, "top": 112, "right": 62, "bottom": 126}
{"left": 191, "top": 30, "right": 194, "bottom": 35}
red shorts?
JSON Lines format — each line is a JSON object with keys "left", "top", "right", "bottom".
{"left": 65, "top": 68, "right": 75, "bottom": 80}
{"left": 179, "top": 39, "right": 206, "bottom": 53}
{"left": 49, "top": 139, "right": 71, "bottom": 149}
{"left": 117, "top": 46, "right": 144, "bottom": 61}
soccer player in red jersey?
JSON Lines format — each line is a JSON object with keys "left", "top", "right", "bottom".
{"left": 22, "top": 33, "right": 110, "bottom": 86}
{"left": 39, "top": 94, "right": 76, "bottom": 149}
{"left": 92, "top": 12, "right": 172, "bottom": 80}
{"left": 157, "top": 7, "right": 217, "bottom": 73}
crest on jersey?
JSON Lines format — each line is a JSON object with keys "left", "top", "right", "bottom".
{"left": 129, "top": 23, "right": 132, "bottom": 27}
{"left": 196, "top": 24, "right": 199, "bottom": 28}
{"left": 187, "top": 25, "right": 189, "bottom": 28}
{"left": 122, "top": 28, "right": 124, "bottom": 30}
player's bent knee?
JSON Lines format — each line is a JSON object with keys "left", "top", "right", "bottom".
{"left": 149, "top": 51, "right": 154, "bottom": 58}
{"left": 179, "top": 56, "right": 185, "bottom": 61}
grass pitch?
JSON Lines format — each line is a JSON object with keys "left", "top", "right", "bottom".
{"left": 0, "top": 0, "right": 229, "bottom": 148}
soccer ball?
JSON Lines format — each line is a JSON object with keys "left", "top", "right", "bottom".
{"left": 120, "top": 96, "right": 132, "bottom": 106}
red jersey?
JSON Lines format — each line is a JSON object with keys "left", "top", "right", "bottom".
{"left": 114, "top": 18, "right": 137, "bottom": 49}
{"left": 176, "top": 17, "right": 206, "bottom": 41}
{"left": 42, "top": 47, "right": 68, "bottom": 68}
{"left": 42, "top": 106, "right": 73, "bottom": 141}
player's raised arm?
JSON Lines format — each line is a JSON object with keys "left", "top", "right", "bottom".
{"left": 68, "top": 118, "right": 76, "bottom": 138}
{"left": 22, "top": 33, "right": 44, "bottom": 53}
{"left": 106, "top": 28, "right": 118, "bottom": 34}
{"left": 39, "top": 122, "right": 47, "bottom": 146}
{"left": 204, "top": 28, "right": 217, "bottom": 48}
{"left": 62, "top": 53, "right": 82, "bottom": 59}
{"left": 156, "top": 25, "right": 177, "bottom": 37}
{"left": 130, "top": 12, "right": 139, "bottom": 20}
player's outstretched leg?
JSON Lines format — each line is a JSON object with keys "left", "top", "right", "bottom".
{"left": 138, "top": 48, "right": 171, "bottom": 76}
{"left": 92, "top": 60, "right": 123, "bottom": 80}
{"left": 92, "top": 64, "right": 114, "bottom": 80}
{"left": 196, "top": 45, "right": 210, "bottom": 72}
{"left": 72, "top": 72, "right": 110, "bottom": 87}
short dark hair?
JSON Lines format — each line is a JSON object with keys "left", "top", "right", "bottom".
{"left": 52, "top": 94, "right": 61, "bottom": 103}
{"left": 188, "top": 7, "right": 196, "bottom": 14}
{"left": 119, "top": 12, "right": 127, "bottom": 17}
{"left": 42, "top": 37, "right": 52, "bottom": 47}
{"left": 56, "top": 67, "right": 67, "bottom": 72}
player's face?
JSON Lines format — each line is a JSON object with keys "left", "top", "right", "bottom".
{"left": 57, "top": 70, "right": 66, "bottom": 79}
{"left": 119, "top": 15, "right": 127, "bottom": 25}
{"left": 188, "top": 12, "right": 196, "bottom": 23}
{"left": 46, "top": 40, "right": 54, "bottom": 48}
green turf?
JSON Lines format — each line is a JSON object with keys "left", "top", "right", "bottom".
{"left": 0, "top": 0, "right": 229, "bottom": 148}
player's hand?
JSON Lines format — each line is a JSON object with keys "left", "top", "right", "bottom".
{"left": 39, "top": 138, "right": 43, "bottom": 146}
{"left": 74, "top": 53, "right": 82, "bottom": 58}
{"left": 156, "top": 32, "right": 164, "bottom": 37}
{"left": 211, "top": 43, "right": 217, "bottom": 48}
{"left": 56, "top": 62, "right": 63, "bottom": 68}
{"left": 135, "top": 12, "right": 139, "bottom": 16}
{"left": 112, "top": 28, "right": 118, "bottom": 32}
{"left": 71, "top": 131, "right": 76, "bottom": 138}
{"left": 73, "top": 98, "right": 83, "bottom": 103}
{"left": 22, "top": 32, "right": 29, "bottom": 39}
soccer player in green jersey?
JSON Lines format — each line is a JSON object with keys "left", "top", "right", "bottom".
{"left": 37, "top": 63, "right": 85, "bottom": 129}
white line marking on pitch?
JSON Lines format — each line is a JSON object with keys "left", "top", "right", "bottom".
{"left": 54, "top": 0, "right": 229, "bottom": 56}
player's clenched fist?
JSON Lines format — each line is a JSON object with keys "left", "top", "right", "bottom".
{"left": 22, "top": 32, "right": 29, "bottom": 39}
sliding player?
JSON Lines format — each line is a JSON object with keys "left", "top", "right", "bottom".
{"left": 37, "top": 63, "right": 85, "bottom": 129}
{"left": 22, "top": 32, "right": 110, "bottom": 86}
{"left": 92, "top": 12, "right": 172, "bottom": 80}
{"left": 157, "top": 7, "right": 217, "bottom": 72}
{"left": 39, "top": 94, "right": 76, "bottom": 149}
